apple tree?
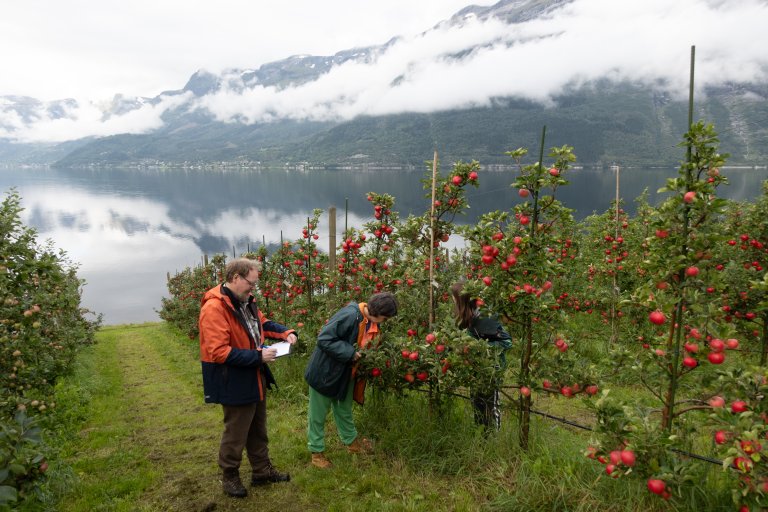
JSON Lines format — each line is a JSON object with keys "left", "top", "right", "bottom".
{"left": 717, "top": 183, "right": 768, "bottom": 364}
{"left": 0, "top": 190, "right": 100, "bottom": 507}
{"left": 458, "top": 136, "right": 601, "bottom": 449}
{"left": 585, "top": 121, "right": 747, "bottom": 503}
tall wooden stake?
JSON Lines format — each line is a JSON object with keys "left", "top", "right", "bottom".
{"left": 663, "top": 44, "right": 696, "bottom": 433}
{"left": 429, "top": 150, "right": 438, "bottom": 327}
{"left": 610, "top": 164, "right": 621, "bottom": 345}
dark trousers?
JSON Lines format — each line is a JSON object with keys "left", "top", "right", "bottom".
{"left": 472, "top": 388, "right": 501, "bottom": 431}
{"left": 219, "top": 400, "right": 270, "bottom": 476}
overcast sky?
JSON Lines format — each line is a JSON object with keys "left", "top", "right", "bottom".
{"left": 1, "top": 0, "right": 487, "bottom": 101}
{"left": 2, "top": 0, "right": 767, "bottom": 143}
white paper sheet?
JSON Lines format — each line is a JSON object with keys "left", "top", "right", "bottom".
{"left": 267, "top": 341, "right": 292, "bottom": 357}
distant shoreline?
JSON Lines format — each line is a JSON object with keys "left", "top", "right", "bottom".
{"left": 2, "top": 162, "right": 766, "bottom": 171}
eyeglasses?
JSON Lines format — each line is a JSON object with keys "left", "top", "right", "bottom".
{"left": 240, "top": 274, "right": 258, "bottom": 288}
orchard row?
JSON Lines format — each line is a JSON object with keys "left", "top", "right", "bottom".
{"left": 162, "top": 123, "right": 767, "bottom": 510}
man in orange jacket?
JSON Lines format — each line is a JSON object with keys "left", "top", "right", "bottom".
{"left": 199, "top": 258, "right": 298, "bottom": 498}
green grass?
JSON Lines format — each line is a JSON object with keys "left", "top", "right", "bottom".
{"left": 37, "top": 325, "right": 160, "bottom": 511}
{"left": 29, "top": 322, "right": 737, "bottom": 511}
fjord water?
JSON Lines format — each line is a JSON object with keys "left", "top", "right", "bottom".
{"left": 2, "top": 165, "right": 766, "bottom": 324}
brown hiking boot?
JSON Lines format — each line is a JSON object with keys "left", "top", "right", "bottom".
{"left": 347, "top": 436, "right": 374, "bottom": 454}
{"left": 251, "top": 462, "right": 290, "bottom": 486}
{"left": 222, "top": 470, "right": 247, "bottom": 498}
{"left": 311, "top": 452, "right": 332, "bottom": 469}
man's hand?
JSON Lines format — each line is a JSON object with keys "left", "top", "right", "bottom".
{"left": 262, "top": 347, "right": 278, "bottom": 363}
{"left": 353, "top": 351, "right": 362, "bottom": 362}
{"left": 286, "top": 333, "right": 298, "bottom": 345}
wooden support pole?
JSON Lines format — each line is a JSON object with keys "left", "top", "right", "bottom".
{"left": 429, "top": 150, "right": 438, "bottom": 327}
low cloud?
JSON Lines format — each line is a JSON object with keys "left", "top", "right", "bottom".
{"left": 199, "top": 0, "right": 768, "bottom": 124}
{"left": 0, "top": 93, "right": 191, "bottom": 143}
{"left": 4, "top": 0, "right": 766, "bottom": 143}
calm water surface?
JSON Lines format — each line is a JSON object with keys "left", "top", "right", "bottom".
{"left": 1, "top": 165, "right": 766, "bottom": 324}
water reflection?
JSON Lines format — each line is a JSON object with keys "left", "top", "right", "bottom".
{"left": 1, "top": 165, "right": 766, "bottom": 325}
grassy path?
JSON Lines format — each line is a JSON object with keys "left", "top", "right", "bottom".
{"left": 49, "top": 322, "right": 703, "bottom": 512}
{"left": 56, "top": 323, "right": 224, "bottom": 511}
{"left": 52, "top": 323, "right": 484, "bottom": 512}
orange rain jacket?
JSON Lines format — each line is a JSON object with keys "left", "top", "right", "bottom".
{"left": 199, "top": 284, "right": 296, "bottom": 405}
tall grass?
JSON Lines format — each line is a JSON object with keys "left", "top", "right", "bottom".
{"left": 30, "top": 322, "right": 738, "bottom": 511}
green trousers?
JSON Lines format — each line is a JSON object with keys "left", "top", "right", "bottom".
{"left": 307, "top": 383, "right": 357, "bottom": 453}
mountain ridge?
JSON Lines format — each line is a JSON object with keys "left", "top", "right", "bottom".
{"left": 1, "top": 0, "right": 766, "bottom": 168}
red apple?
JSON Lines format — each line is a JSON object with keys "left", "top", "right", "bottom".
{"left": 708, "top": 352, "right": 725, "bottom": 364}
{"left": 708, "top": 396, "right": 725, "bottom": 408}
{"left": 731, "top": 401, "right": 748, "bottom": 413}
{"left": 682, "top": 357, "right": 698, "bottom": 368}
{"left": 709, "top": 339, "right": 725, "bottom": 352}
{"left": 518, "top": 188, "right": 530, "bottom": 198}
{"left": 425, "top": 333, "right": 436, "bottom": 344}
{"left": 741, "top": 440, "right": 761, "bottom": 454}
{"left": 647, "top": 479, "right": 666, "bottom": 495}
{"left": 620, "top": 450, "right": 636, "bottom": 467}
{"left": 549, "top": 167, "right": 560, "bottom": 177}
{"left": 734, "top": 456, "right": 753, "bottom": 472}
{"left": 520, "top": 386, "right": 531, "bottom": 397}
{"left": 683, "top": 191, "right": 696, "bottom": 203}
{"left": 648, "top": 311, "right": 666, "bottom": 325}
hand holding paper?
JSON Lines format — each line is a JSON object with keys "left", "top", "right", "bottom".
{"left": 268, "top": 341, "right": 292, "bottom": 358}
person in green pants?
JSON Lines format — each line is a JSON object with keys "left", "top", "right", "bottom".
{"left": 304, "top": 292, "right": 398, "bottom": 468}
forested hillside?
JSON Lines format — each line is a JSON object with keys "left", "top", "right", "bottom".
{"left": 51, "top": 81, "right": 767, "bottom": 168}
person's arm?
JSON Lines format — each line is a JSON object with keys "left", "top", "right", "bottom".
{"left": 472, "top": 315, "right": 513, "bottom": 348}
{"left": 259, "top": 310, "right": 298, "bottom": 344}
{"left": 491, "top": 317, "right": 513, "bottom": 350}
{"left": 200, "top": 302, "right": 269, "bottom": 366}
